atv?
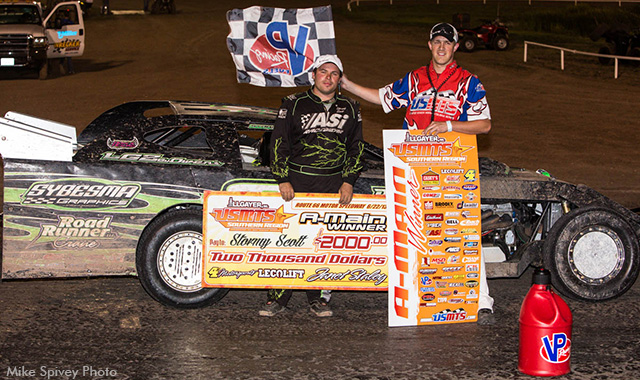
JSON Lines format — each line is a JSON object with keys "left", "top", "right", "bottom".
{"left": 452, "top": 13, "right": 510, "bottom": 53}
{"left": 590, "top": 23, "right": 640, "bottom": 65}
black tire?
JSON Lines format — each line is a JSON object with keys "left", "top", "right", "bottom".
{"left": 543, "top": 206, "right": 639, "bottom": 302}
{"left": 492, "top": 35, "right": 509, "bottom": 51}
{"left": 598, "top": 45, "right": 613, "bottom": 65}
{"left": 38, "top": 60, "right": 48, "bottom": 80}
{"left": 460, "top": 36, "right": 476, "bottom": 53}
{"left": 136, "top": 206, "right": 229, "bottom": 308}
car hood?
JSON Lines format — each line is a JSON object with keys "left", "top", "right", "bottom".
{"left": 0, "top": 24, "right": 45, "bottom": 36}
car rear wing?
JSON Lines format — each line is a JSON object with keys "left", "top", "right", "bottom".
{"left": 0, "top": 111, "right": 76, "bottom": 161}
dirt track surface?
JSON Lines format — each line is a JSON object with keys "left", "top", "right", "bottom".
{"left": 1, "top": 0, "right": 639, "bottom": 208}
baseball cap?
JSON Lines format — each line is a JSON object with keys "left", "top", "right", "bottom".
{"left": 430, "top": 22, "right": 459, "bottom": 43}
{"left": 311, "top": 54, "right": 344, "bottom": 73}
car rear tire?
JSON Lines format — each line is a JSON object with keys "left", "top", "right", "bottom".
{"left": 460, "top": 36, "right": 476, "bottom": 52}
{"left": 136, "top": 206, "right": 229, "bottom": 308}
{"left": 492, "top": 35, "right": 509, "bottom": 51}
{"left": 543, "top": 205, "right": 639, "bottom": 302}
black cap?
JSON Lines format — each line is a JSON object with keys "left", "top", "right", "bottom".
{"left": 532, "top": 268, "right": 552, "bottom": 285}
{"left": 430, "top": 22, "right": 459, "bottom": 43}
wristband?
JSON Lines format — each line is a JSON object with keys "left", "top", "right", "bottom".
{"left": 446, "top": 120, "right": 453, "bottom": 132}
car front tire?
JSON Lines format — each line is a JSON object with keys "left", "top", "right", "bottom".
{"left": 543, "top": 205, "right": 639, "bottom": 302}
{"left": 136, "top": 206, "right": 229, "bottom": 308}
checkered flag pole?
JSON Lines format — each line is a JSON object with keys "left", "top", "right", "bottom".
{"left": 226, "top": 6, "right": 336, "bottom": 87}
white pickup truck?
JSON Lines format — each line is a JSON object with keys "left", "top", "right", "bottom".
{"left": 0, "top": 1, "right": 85, "bottom": 79}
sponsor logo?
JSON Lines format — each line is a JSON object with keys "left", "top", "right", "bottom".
{"left": 420, "top": 287, "right": 435, "bottom": 292}
{"left": 467, "top": 289, "right": 479, "bottom": 299}
{"left": 444, "top": 175, "right": 460, "bottom": 184}
{"left": 462, "top": 184, "right": 478, "bottom": 191}
{"left": 423, "top": 193, "right": 441, "bottom": 199}
{"left": 465, "top": 280, "right": 479, "bottom": 288}
{"left": 449, "top": 282, "right": 464, "bottom": 287}
{"left": 467, "top": 273, "right": 479, "bottom": 278}
{"left": 444, "top": 237, "right": 461, "bottom": 243}
{"left": 424, "top": 201, "right": 434, "bottom": 210}
{"left": 464, "top": 169, "right": 477, "bottom": 182}
{"left": 464, "top": 242, "right": 479, "bottom": 247}
{"left": 421, "top": 293, "right": 436, "bottom": 301}
{"left": 466, "top": 300, "right": 478, "bottom": 304}
{"left": 210, "top": 198, "right": 296, "bottom": 233}
{"left": 444, "top": 193, "right": 463, "bottom": 199}
{"left": 462, "top": 257, "right": 479, "bottom": 263}
{"left": 107, "top": 137, "right": 140, "bottom": 150}
{"left": 427, "top": 249, "right": 444, "bottom": 256}
{"left": 445, "top": 246, "right": 461, "bottom": 253}
{"left": 449, "top": 298, "right": 464, "bottom": 304}
{"left": 441, "top": 168, "right": 463, "bottom": 174}
{"left": 464, "top": 234, "right": 480, "bottom": 241}
{"left": 461, "top": 210, "right": 478, "bottom": 219}
{"left": 420, "top": 276, "right": 433, "bottom": 286}
{"left": 22, "top": 179, "right": 141, "bottom": 209}
{"left": 435, "top": 201, "right": 454, "bottom": 208}
{"left": 445, "top": 219, "right": 459, "bottom": 226}
{"left": 444, "top": 228, "right": 458, "bottom": 235}
{"left": 422, "top": 171, "right": 440, "bottom": 187}
{"left": 422, "top": 186, "right": 440, "bottom": 191}
{"left": 447, "top": 255, "right": 460, "bottom": 264}
{"left": 466, "top": 264, "right": 479, "bottom": 272}
{"left": 442, "top": 186, "right": 460, "bottom": 192}
{"left": 438, "top": 297, "right": 447, "bottom": 303}
{"left": 432, "top": 308, "right": 467, "bottom": 322}
{"left": 420, "top": 302, "right": 437, "bottom": 307}
{"left": 445, "top": 211, "right": 460, "bottom": 217}
{"left": 460, "top": 228, "right": 477, "bottom": 234}
{"left": 440, "top": 291, "right": 452, "bottom": 296}
{"left": 435, "top": 281, "right": 448, "bottom": 288}
{"left": 257, "top": 268, "right": 305, "bottom": 279}
{"left": 465, "top": 192, "right": 477, "bottom": 201}
{"left": 541, "top": 333, "right": 571, "bottom": 364}
{"left": 460, "top": 219, "right": 480, "bottom": 226}
{"left": 248, "top": 21, "right": 315, "bottom": 76}
{"left": 424, "top": 213, "right": 443, "bottom": 221}
{"left": 419, "top": 268, "right": 437, "bottom": 275}
{"left": 428, "top": 239, "right": 443, "bottom": 247}
{"left": 427, "top": 229, "right": 441, "bottom": 237}
{"left": 30, "top": 215, "right": 117, "bottom": 249}
{"left": 423, "top": 257, "right": 446, "bottom": 266}
{"left": 101, "top": 152, "right": 224, "bottom": 167}
{"left": 426, "top": 223, "right": 442, "bottom": 228}
{"left": 443, "top": 266, "right": 462, "bottom": 272}
{"left": 463, "top": 249, "right": 478, "bottom": 255}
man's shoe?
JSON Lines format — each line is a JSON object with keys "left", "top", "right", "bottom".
{"left": 258, "top": 301, "right": 285, "bottom": 317}
{"left": 477, "top": 308, "right": 495, "bottom": 325}
{"left": 309, "top": 299, "right": 333, "bottom": 317}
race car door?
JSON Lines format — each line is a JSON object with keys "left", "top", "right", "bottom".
{"left": 44, "top": 2, "right": 85, "bottom": 59}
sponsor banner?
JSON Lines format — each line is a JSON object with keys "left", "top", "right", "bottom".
{"left": 384, "top": 129, "right": 482, "bottom": 326}
{"left": 226, "top": 6, "right": 336, "bottom": 87}
{"left": 203, "top": 192, "right": 388, "bottom": 289}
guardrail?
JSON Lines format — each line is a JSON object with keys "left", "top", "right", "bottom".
{"left": 347, "top": 0, "right": 640, "bottom": 11}
{"left": 523, "top": 41, "right": 640, "bottom": 79}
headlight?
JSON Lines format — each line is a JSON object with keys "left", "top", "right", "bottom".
{"left": 33, "top": 36, "right": 48, "bottom": 48}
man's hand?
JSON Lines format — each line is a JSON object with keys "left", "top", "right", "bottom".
{"left": 279, "top": 182, "right": 295, "bottom": 201}
{"left": 423, "top": 121, "right": 448, "bottom": 135}
{"left": 338, "top": 183, "right": 354, "bottom": 205}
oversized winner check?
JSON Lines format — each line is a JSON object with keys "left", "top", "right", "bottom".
{"left": 202, "top": 192, "right": 388, "bottom": 290}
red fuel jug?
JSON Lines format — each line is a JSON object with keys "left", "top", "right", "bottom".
{"left": 518, "top": 268, "right": 572, "bottom": 376}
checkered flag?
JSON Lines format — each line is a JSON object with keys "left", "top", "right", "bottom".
{"left": 226, "top": 6, "right": 336, "bottom": 87}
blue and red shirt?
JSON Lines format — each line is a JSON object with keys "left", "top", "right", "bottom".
{"left": 378, "top": 61, "right": 491, "bottom": 129}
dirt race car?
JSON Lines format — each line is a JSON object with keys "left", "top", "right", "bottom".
{"left": 0, "top": 100, "right": 638, "bottom": 308}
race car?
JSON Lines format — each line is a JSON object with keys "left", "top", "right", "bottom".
{"left": 0, "top": 100, "right": 638, "bottom": 308}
